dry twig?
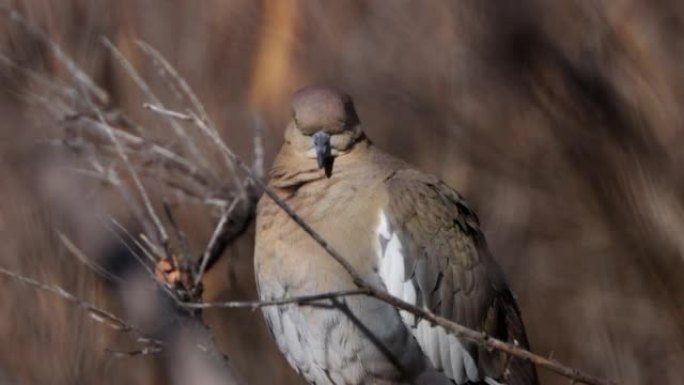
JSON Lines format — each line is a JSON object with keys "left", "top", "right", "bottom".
{"left": 195, "top": 197, "right": 240, "bottom": 288}
{"left": 0, "top": 265, "right": 161, "bottom": 350}
{"left": 2, "top": 7, "right": 250, "bottom": 385}
{"left": 102, "top": 37, "right": 209, "bottom": 170}
{"left": 182, "top": 289, "right": 371, "bottom": 310}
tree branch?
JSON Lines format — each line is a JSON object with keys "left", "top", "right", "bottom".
{"left": 0, "top": 265, "right": 160, "bottom": 349}
{"left": 181, "top": 289, "right": 371, "bottom": 310}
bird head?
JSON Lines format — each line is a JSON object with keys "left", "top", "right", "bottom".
{"left": 285, "top": 85, "right": 364, "bottom": 177}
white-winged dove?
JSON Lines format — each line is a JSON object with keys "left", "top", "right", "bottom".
{"left": 254, "top": 86, "right": 539, "bottom": 385}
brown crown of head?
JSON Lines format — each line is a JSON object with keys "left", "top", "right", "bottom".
{"left": 290, "top": 85, "right": 360, "bottom": 135}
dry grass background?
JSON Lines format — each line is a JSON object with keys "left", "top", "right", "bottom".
{"left": 1, "top": 0, "right": 684, "bottom": 384}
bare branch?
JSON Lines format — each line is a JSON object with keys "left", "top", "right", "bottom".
{"left": 194, "top": 197, "right": 240, "bottom": 287}
{"left": 0, "top": 265, "right": 136, "bottom": 334}
{"left": 3, "top": 9, "right": 248, "bottom": 384}
{"left": 143, "top": 103, "right": 193, "bottom": 121}
{"left": 57, "top": 231, "right": 124, "bottom": 284}
{"left": 106, "top": 218, "right": 179, "bottom": 301}
{"left": 107, "top": 218, "right": 156, "bottom": 271}
{"left": 181, "top": 289, "right": 371, "bottom": 310}
{"left": 140, "top": 232, "right": 166, "bottom": 261}
{"left": 143, "top": 104, "right": 244, "bottom": 195}
{"left": 102, "top": 38, "right": 209, "bottom": 169}
{"left": 97, "top": 110, "right": 170, "bottom": 255}
{"left": 67, "top": 116, "right": 214, "bottom": 189}
{"left": 105, "top": 346, "right": 163, "bottom": 357}
{"left": 162, "top": 200, "right": 192, "bottom": 259}
{"left": 136, "top": 41, "right": 213, "bottom": 127}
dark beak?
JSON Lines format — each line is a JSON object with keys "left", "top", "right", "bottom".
{"left": 312, "top": 131, "right": 333, "bottom": 177}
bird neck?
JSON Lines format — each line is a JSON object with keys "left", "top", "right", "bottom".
{"left": 268, "top": 139, "right": 372, "bottom": 191}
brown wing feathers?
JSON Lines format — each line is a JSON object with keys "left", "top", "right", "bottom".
{"left": 385, "top": 169, "right": 538, "bottom": 384}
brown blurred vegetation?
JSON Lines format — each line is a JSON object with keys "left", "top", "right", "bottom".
{"left": 1, "top": 0, "right": 684, "bottom": 384}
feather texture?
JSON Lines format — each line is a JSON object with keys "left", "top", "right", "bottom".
{"left": 376, "top": 169, "right": 539, "bottom": 385}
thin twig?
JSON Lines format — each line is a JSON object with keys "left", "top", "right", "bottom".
{"left": 57, "top": 231, "right": 124, "bottom": 284}
{"left": 143, "top": 104, "right": 242, "bottom": 194}
{"left": 143, "top": 104, "right": 193, "bottom": 121}
{"left": 105, "top": 346, "right": 163, "bottom": 357}
{"left": 136, "top": 41, "right": 212, "bottom": 127}
{"left": 144, "top": 105, "right": 245, "bottom": 202}
{"left": 162, "top": 200, "right": 191, "bottom": 259}
{"left": 140, "top": 233, "right": 166, "bottom": 261}
{"left": 67, "top": 145, "right": 159, "bottom": 249}
{"left": 181, "top": 289, "right": 372, "bottom": 310}
{"left": 97, "top": 110, "right": 170, "bottom": 255}
{"left": 194, "top": 197, "right": 240, "bottom": 287}
{"left": 135, "top": 168, "right": 214, "bottom": 206}
{"left": 106, "top": 218, "right": 179, "bottom": 301}
{"left": 68, "top": 116, "right": 213, "bottom": 191}
{"left": 0, "top": 266, "right": 133, "bottom": 332}
{"left": 102, "top": 38, "right": 209, "bottom": 169}
{"left": 0, "top": 266, "right": 165, "bottom": 356}
{"left": 107, "top": 218, "right": 156, "bottom": 269}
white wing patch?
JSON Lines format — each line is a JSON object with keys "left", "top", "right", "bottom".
{"left": 375, "top": 211, "right": 481, "bottom": 384}
{"left": 376, "top": 211, "right": 414, "bottom": 323}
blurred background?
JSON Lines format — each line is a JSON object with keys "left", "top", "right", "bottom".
{"left": 1, "top": 0, "right": 684, "bottom": 384}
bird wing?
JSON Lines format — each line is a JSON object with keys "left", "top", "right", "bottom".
{"left": 377, "top": 169, "right": 538, "bottom": 385}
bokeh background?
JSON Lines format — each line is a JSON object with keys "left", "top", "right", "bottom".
{"left": 1, "top": 1, "right": 684, "bottom": 384}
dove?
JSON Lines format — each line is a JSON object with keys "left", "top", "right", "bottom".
{"left": 254, "top": 86, "right": 538, "bottom": 385}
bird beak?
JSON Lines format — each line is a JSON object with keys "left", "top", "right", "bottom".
{"left": 312, "top": 131, "right": 332, "bottom": 173}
